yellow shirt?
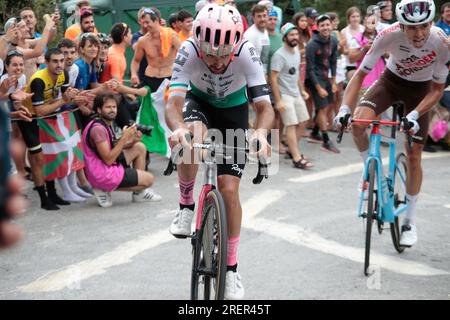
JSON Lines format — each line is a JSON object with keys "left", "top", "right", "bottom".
{"left": 24, "top": 69, "right": 70, "bottom": 115}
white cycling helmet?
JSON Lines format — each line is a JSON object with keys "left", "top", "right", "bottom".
{"left": 396, "top": 0, "right": 435, "bottom": 25}
{"left": 193, "top": 3, "right": 244, "bottom": 57}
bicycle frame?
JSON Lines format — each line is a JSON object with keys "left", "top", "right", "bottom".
{"left": 195, "top": 156, "right": 218, "bottom": 231}
{"left": 357, "top": 120, "right": 408, "bottom": 223}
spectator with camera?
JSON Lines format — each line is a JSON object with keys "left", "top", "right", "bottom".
{"left": 82, "top": 93, "right": 162, "bottom": 208}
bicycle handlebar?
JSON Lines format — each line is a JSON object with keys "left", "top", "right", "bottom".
{"left": 336, "top": 116, "right": 415, "bottom": 149}
{"left": 163, "top": 136, "right": 269, "bottom": 184}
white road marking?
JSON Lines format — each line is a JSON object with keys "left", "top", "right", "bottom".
{"left": 17, "top": 163, "right": 448, "bottom": 293}
{"left": 244, "top": 217, "right": 449, "bottom": 276}
{"left": 289, "top": 153, "right": 450, "bottom": 183}
{"left": 242, "top": 189, "right": 286, "bottom": 220}
{"left": 18, "top": 230, "right": 174, "bottom": 293}
{"left": 445, "top": 204, "right": 450, "bottom": 209}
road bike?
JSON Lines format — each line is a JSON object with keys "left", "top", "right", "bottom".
{"left": 337, "top": 107, "right": 415, "bottom": 275}
{"left": 164, "top": 137, "right": 268, "bottom": 299}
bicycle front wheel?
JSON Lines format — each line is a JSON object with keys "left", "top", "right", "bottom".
{"left": 190, "top": 189, "right": 227, "bottom": 300}
{"left": 390, "top": 153, "right": 407, "bottom": 253}
{"left": 364, "top": 159, "right": 378, "bottom": 276}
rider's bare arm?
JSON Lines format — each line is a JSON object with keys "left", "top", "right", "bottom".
{"left": 253, "top": 99, "right": 274, "bottom": 133}
{"left": 166, "top": 96, "right": 187, "bottom": 131}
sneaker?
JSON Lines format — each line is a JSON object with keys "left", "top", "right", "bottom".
{"left": 93, "top": 189, "right": 112, "bottom": 208}
{"left": 132, "top": 188, "right": 162, "bottom": 203}
{"left": 399, "top": 224, "right": 417, "bottom": 247}
{"left": 307, "top": 132, "right": 323, "bottom": 144}
{"left": 224, "top": 271, "right": 245, "bottom": 300}
{"left": 321, "top": 141, "right": 340, "bottom": 154}
{"left": 169, "top": 208, "right": 194, "bottom": 238}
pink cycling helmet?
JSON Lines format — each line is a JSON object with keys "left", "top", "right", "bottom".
{"left": 193, "top": 3, "right": 244, "bottom": 57}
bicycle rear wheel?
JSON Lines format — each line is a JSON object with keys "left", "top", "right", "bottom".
{"left": 390, "top": 153, "right": 407, "bottom": 253}
{"left": 190, "top": 189, "right": 227, "bottom": 300}
{"left": 364, "top": 159, "right": 378, "bottom": 276}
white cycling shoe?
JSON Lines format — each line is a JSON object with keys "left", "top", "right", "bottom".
{"left": 169, "top": 208, "right": 194, "bottom": 238}
{"left": 224, "top": 271, "right": 245, "bottom": 300}
{"left": 399, "top": 224, "right": 417, "bottom": 247}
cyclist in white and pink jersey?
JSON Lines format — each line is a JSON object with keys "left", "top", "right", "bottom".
{"left": 334, "top": 0, "right": 450, "bottom": 247}
{"left": 165, "top": 3, "right": 274, "bottom": 300}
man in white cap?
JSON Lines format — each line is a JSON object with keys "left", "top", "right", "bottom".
{"left": 271, "top": 23, "right": 312, "bottom": 169}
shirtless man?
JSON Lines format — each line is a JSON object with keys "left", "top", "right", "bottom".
{"left": 131, "top": 7, "right": 181, "bottom": 93}
{"left": 3, "top": 16, "right": 56, "bottom": 81}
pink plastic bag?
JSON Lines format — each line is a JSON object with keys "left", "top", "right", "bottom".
{"left": 430, "top": 120, "right": 448, "bottom": 142}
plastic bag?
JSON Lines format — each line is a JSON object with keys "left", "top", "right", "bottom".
{"left": 429, "top": 105, "right": 449, "bottom": 142}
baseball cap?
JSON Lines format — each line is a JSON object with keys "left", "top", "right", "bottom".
{"left": 268, "top": 9, "right": 278, "bottom": 17}
{"left": 281, "top": 22, "right": 296, "bottom": 38}
{"left": 305, "top": 7, "right": 319, "bottom": 18}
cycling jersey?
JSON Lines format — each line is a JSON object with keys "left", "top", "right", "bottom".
{"left": 25, "top": 68, "right": 70, "bottom": 115}
{"left": 169, "top": 38, "right": 270, "bottom": 108}
{"left": 360, "top": 23, "right": 450, "bottom": 83}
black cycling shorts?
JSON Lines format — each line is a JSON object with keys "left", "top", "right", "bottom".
{"left": 17, "top": 119, "right": 42, "bottom": 154}
{"left": 183, "top": 92, "right": 248, "bottom": 178}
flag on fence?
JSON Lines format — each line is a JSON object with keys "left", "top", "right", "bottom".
{"left": 38, "top": 112, "right": 84, "bottom": 180}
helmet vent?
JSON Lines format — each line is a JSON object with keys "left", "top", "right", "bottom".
{"left": 214, "top": 29, "right": 221, "bottom": 46}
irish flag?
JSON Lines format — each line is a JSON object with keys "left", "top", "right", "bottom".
{"left": 137, "top": 81, "right": 172, "bottom": 158}
{"left": 37, "top": 112, "right": 84, "bottom": 181}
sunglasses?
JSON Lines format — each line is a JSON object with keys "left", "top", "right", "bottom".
{"left": 80, "top": 8, "right": 93, "bottom": 19}
{"left": 141, "top": 7, "right": 158, "bottom": 18}
{"left": 97, "top": 33, "right": 111, "bottom": 44}
{"left": 7, "top": 50, "right": 24, "bottom": 57}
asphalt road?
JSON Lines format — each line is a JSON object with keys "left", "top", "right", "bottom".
{"left": 1, "top": 132, "right": 450, "bottom": 300}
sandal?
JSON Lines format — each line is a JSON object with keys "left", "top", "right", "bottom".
{"left": 293, "top": 155, "right": 313, "bottom": 169}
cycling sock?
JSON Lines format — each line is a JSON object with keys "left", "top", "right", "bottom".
{"left": 180, "top": 203, "right": 195, "bottom": 211}
{"left": 321, "top": 131, "right": 329, "bottom": 143}
{"left": 179, "top": 177, "right": 195, "bottom": 207}
{"left": 227, "top": 263, "right": 238, "bottom": 272}
{"left": 405, "top": 193, "right": 418, "bottom": 225}
{"left": 36, "top": 185, "right": 48, "bottom": 204}
{"left": 227, "top": 235, "right": 240, "bottom": 267}
{"left": 360, "top": 150, "right": 369, "bottom": 163}
{"left": 45, "top": 180, "right": 57, "bottom": 199}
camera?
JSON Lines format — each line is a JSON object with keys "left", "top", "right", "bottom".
{"left": 129, "top": 121, "right": 153, "bottom": 136}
